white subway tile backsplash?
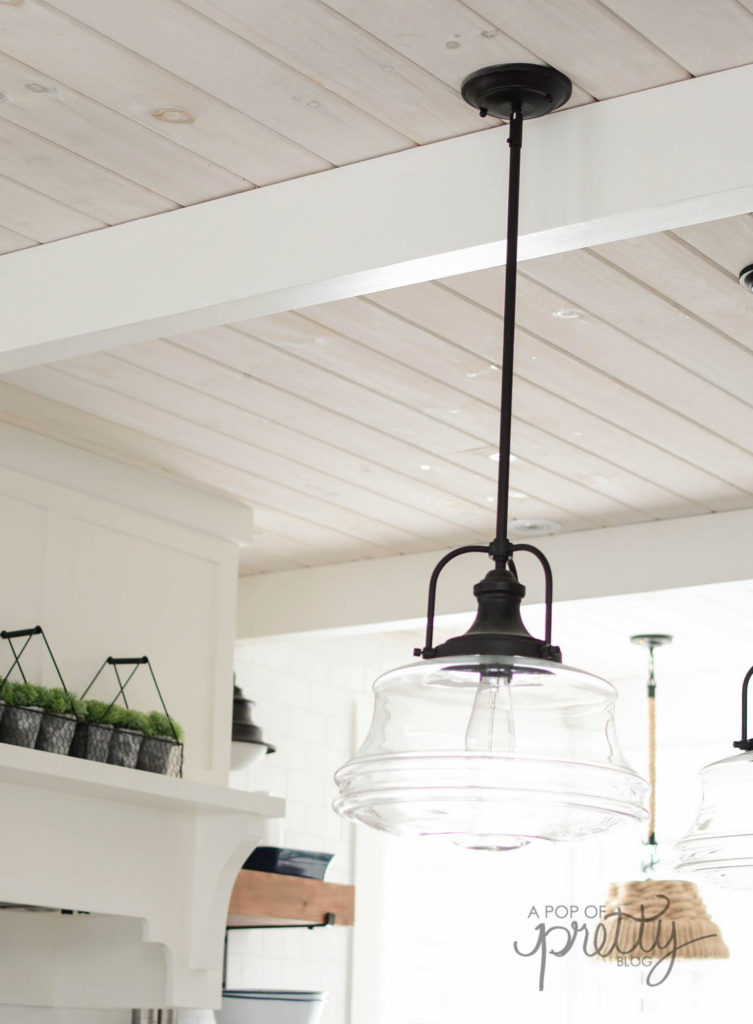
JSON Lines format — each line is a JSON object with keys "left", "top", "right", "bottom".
{"left": 233, "top": 630, "right": 414, "bottom": 1024}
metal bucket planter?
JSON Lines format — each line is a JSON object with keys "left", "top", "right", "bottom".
{"left": 0, "top": 705, "right": 43, "bottom": 748}
{"left": 167, "top": 742, "right": 183, "bottom": 778}
{"left": 108, "top": 727, "right": 143, "bottom": 768}
{"left": 137, "top": 735, "right": 176, "bottom": 775}
{"left": 70, "top": 721, "right": 114, "bottom": 763}
{"left": 36, "top": 711, "right": 77, "bottom": 755}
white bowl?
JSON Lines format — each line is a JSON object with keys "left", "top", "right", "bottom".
{"left": 217, "top": 991, "right": 327, "bottom": 1024}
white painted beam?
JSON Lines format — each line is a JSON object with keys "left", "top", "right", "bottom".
{"left": 236, "top": 509, "right": 753, "bottom": 639}
{"left": 3, "top": 65, "right": 753, "bottom": 370}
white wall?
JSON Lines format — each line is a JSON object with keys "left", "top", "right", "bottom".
{"left": 0, "top": 424, "right": 246, "bottom": 782}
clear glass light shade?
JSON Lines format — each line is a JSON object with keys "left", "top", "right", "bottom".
{"left": 676, "top": 751, "right": 753, "bottom": 888}
{"left": 333, "top": 655, "right": 648, "bottom": 851}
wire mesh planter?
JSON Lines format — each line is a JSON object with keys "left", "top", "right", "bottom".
{"left": 82, "top": 657, "right": 183, "bottom": 777}
{"left": 70, "top": 720, "right": 114, "bottom": 763}
{"left": 0, "top": 627, "right": 79, "bottom": 754}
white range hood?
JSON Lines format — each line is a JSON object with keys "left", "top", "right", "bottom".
{"left": 0, "top": 742, "right": 283, "bottom": 1010}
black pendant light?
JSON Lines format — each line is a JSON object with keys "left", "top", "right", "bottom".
{"left": 231, "top": 682, "right": 275, "bottom": 770}
{"left": 333, "top": 65, "right": 649, "bottom": 851}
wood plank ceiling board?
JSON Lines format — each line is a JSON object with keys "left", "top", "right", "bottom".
{"left": 41, "top": 0, "right": 413, "bottom": 161}
{"left": 0, "top": 118, "right": 177, "bottom": 224}
{"left": 191, "top": 317, "right": 678, "bottom": 524}
{"left": 0, "top": 52, "right": 256, "bottom": 203}
{"left": 292, "top": 300, "right": 703, "bottom": 519}
{"left": 5, "top": 363, "right": 465, "bottom": 556}
{"left": 460, "top": 0, "right": 689, "bottom": 98}
{"left": 506, "top": 247, "right": 753, "bottom": 408}
{"left": 0, "top": 380, "right": 407, "bottom": 565}
{"left": 111, "top": 339, "right": 516, "bottom": 515}
{"left": 0, "top": 225, "right": 36, "bottom": 254}
{"left": 370, "top": 279, "right": 753, "bottom": 500}
{"left": 673, "top": 214, "right": 753, "bottom": 277}
{"left": 0, "top": 173, "right": 104, "bottom": 242}
{"left": 8, "top": 356, "right": 505, "bottom": 549}
{"left": 590, "top": 232, "right": 753, "bottom": 359}
{"left": 317, "top": 0, "right": 594, "bottom": 108}
{"left": 599, "top": 0, "right": 753, "bottom": 76}
{"left": 0, "top": 0, "right": 332, "bottom": 184}
{"left": 175, "top": 0, "right": 483, "bottom": 144}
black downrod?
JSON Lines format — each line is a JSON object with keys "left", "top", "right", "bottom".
{"left": 494, "top": 105, "right": 523, "bottom": 566}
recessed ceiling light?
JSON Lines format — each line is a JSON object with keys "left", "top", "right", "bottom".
{"left": 419, "top": 464, "right": 432, "bottom": 471}
{"left": 24, "top": 82, "right": 56, "bottom": 94}
{"left": 150, "top": 107, "right": 195, "bottom": 124}
{"left": 307, "top": 100, "right": 321, "bottom": 108}
{"left": 380, "top": 64, "right": 394, "bottom": 72}
{"left": 509, "top": 518, "right": 561, "bottom": 536}
{"left": 445, "top": 40, "right": 461, "bottom": 49}
{"left": 739, "top": 264, "right": 753, "bottom": 291}
{"left": 489, "top": 452, "right": 517, "bottom": 462}
{"left": 489, "top": 363, "right": 500, "bottom": 370}
{"left": 553, "top": 308, "right": 584, "bottom": 319}
{"left": 465, "top": 371, "right": 479, "bottom": 379}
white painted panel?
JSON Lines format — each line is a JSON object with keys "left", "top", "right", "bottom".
{"left": 64, "top": 516, "right": 220, "bottom": 779}
{"left": 0, "top": 491, "right": 48, "bottom": 682}
{"left": 0, "top": 426, "right": 245, "bottom": 782}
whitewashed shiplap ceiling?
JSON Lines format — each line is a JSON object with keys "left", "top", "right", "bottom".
{"left": 2, "top": 213, "right": 753, "bottom": 574}
{"left": 0, "top": 0, "right": 750, "bottom": 250}
{"left": 0, "top": 1, "right": 752, "bottom": 572}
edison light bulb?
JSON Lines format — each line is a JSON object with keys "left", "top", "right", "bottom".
{"left": 465, "top": 671, "right": 515, "bottom": 753}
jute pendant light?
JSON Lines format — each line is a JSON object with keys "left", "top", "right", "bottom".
{"left": 599, "top": 636, "right": 728, "bottom": 962}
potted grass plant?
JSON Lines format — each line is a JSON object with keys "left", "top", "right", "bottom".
{"left": 69, "top": 698, "right": 115, "bottom": 763}
{"left": 107, "top": 706, "right": 147, "bottom": 768}
{"left": 35, "top": 687, "right": 83, "bottom": 755}
{"left": 0, "top": 681, "right": 44, "bottom": 748}
{"left": 137, "top": 711, "right": 184, "bottom": 775}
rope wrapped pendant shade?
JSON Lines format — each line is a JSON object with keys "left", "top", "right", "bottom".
{"left": 600, "top": 636, "right": 729, "bottom": 963}
{"left": 601, "top": 880, "right": 729, "bottom": 961}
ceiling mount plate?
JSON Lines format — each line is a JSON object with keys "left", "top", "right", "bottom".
{"left": 461, "top": 63, "right": 572, "bottom": 121}
{"left": 631, "top": 634, "right": 673, "bottom": 650}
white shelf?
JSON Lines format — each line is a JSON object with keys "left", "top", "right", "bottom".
{"left": 0, "top": 739, "right": 280, "bottom": 815}
{"left": 0, "top": 742, "right": 284, "bottom": 1010}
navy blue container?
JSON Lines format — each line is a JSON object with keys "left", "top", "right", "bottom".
{"left": 241, "top": 846, "right": 334, "bottom": 881}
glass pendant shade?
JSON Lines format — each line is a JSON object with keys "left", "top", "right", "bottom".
{"left": 676, "top": 751, "right": 753, "bottom": 888}
{"left": 333, "top": 654, "right": 648, "bottom": 851}
{"left": 677, "top": 665, "right": 753, "bottom": 887}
